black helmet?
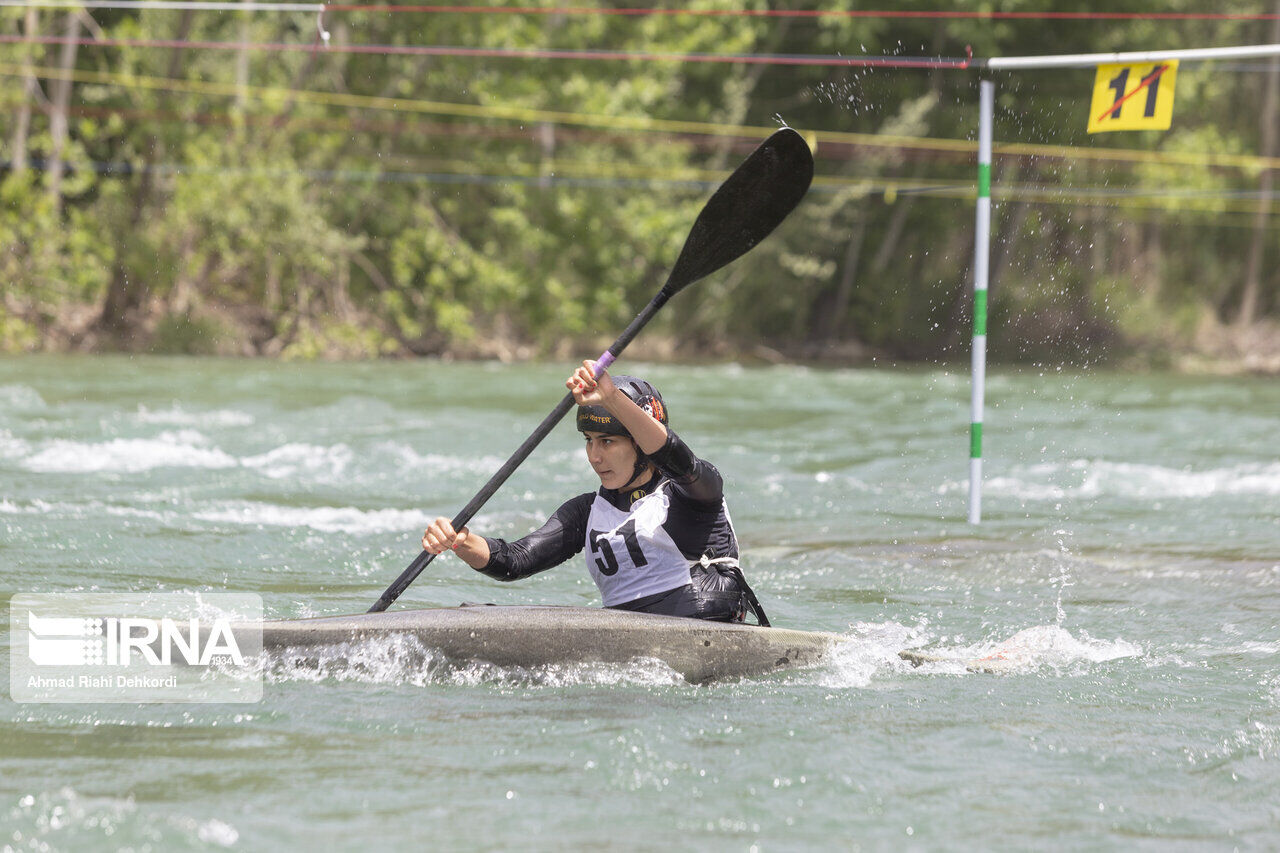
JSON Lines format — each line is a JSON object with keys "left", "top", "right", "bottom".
{"left": 575, "top": 375, "right": 668, "bottom": 437}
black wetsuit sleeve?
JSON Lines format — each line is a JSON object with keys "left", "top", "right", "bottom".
{"left": 647, "top": 429, "right": 723, "bottom": 507}
{"left": 476, "top": 492, "right": 594, "bottom": 581}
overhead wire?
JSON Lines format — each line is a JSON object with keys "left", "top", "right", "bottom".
{"left": 0, "top": 0, "right": 324, "bottom": 9}
{"left": 0, "top": 34, "right": 974, "bottom": 67}
{"left": 2, "top": 1, "right": 1278, "bottom": 20}
{"left": 15, "top": 100, "right": 1277, "bottom": 203}
{"left": 3, "top": 11, "right": 1274, "bottom": 218}
{"left": 0, "top": 102, "right": 1227, "bottom": 170}
{"left": 323, "top": 6, "right": 1280, "bottom": 21}
{"left": 17, "top": 104, "right": 796, "bottom": 159}
{"left": 4, "top": 61, "right": 1279, "bottom": 173}
{"left": 10, "top": 154, "right": 1279, "bottom": 222}
{"left": 5, "top": 0, "right": 1274, "bottom": 306}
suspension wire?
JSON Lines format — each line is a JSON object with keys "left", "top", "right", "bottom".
{"left": 32, "top": 102, "right": 1280, "bottom": 174}
{"left": 1, "top": 1, "right": 1277, "bottom": 20}
{"left": 46, "top": 103, "right": 947, "bottom": 160}
{"left": 320, "top": 6, "right": 1280, "bottom": 21}
{"left": 0, "top": 0, "right": 325, "bottom": 9}
{"left": 9, "top": 155, "right": 1280, "bottom": 216}
{"left": 0, "top": 34, "right": 972, "bottom": 67}
{"left": 5, "top": 61, "right": 1280, "bottom": 173}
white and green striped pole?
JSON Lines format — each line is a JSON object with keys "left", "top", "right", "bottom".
{"left": 961, "top": 45, "right": 1280, "bottom": 524}
{"left": 969, "top": 79, "right": 994, "bottom": 524}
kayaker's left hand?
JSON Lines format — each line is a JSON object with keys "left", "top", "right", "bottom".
{"left": 421, "top": 516, "right": 491, "bottom": 569}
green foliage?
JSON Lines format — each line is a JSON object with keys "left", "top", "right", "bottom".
{"left": 0, "top": 309, "right": 39, "bottom": 352}
{"left": 1, "top": 0, "right": 1277, "bottom": 361}
{"left": 0, "top": 169, "right": 113, "bottom": 352}
{"left": 151, "top": 313, "right": 226, "bottom": 355}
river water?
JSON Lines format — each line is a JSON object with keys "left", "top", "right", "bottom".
{"left": 1, "top": 355, "right": 1277, "bottom": 850}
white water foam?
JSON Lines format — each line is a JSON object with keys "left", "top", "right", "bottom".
{"left": 797, "top": 620, "right": 929, "bottom": 688}
{"left": 0, "top": 383, "right": 47, "bottom": 410}
{"left": 133, "top": 404, "right": 255, "bottom": 427}
{"left": 18, "top": 432, "right": 353, "bottom": 480}
{"left": 762, "top": 470, "right": 875, "bottom": 497}
{"left": 240, "top": 442, "right": 353, "bottom": 480}
{"left": 13, "top": 425, "right": 507, "bottom": 482}
{"left": 259, "top": 634, "right": 684, "bottom": 688}
{"left": 0, "top": 496, "right": 431, "bottom": 536}
{"left": 0, "top": 428, "right": 31, "bottom": 460}
{"left": 231, "top": 621, "right": 1140, "bottom": 690}
{"left": 5, "top": 786, "right": 239, "bottom": 848}
{"left": 23, "top": 430, "right": 238, "bottom": 473}
{"left": 901, "top": 624, "right": 1141, "bottom": 675}
{"left": 941, "top": 459, "right": 1280, "bottom": 501}
{"left": 0, "top": 497, "right": 193, "bottom": 527}
{"left": 1193, "top": 720, "right": 1280, "bottom": 768}
{"left": 0, "top": 497, "right": 59, "bottom": 515}
{"left": 194, "top": 501, "right": 432, "bottom": 534}
{"left": 368, "top": 440, "right": 507, "bottom": 475}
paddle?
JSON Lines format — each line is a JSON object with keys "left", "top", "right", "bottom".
{"left": 369, "top": 127, "right": 814, "bottom": 613}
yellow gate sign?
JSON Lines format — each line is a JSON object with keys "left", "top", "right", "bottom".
{"left": 1087, "top": 60, "right": 1179, "bottom": 133}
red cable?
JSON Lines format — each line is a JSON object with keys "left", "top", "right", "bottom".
{"left": 0, "top": 34, "right": 973, "bottom": 67}
{"left": 324, "top": 5, "right": 1280, "bottom": 21}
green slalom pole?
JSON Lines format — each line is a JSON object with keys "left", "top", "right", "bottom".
{"left": 969, "top": 80, "right": 993, "bottom": 524}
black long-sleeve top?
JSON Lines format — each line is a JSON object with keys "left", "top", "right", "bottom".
{"left": 477, "top": 429, "right": 736, "bottom": 582}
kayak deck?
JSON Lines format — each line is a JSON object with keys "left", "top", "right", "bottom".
{"left": 256, "top": 604, "right": 840, "bottom": 684}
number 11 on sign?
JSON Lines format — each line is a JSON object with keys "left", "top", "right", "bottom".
{"left": 1087, "top": 60, "right": 1179, "bottom": 133}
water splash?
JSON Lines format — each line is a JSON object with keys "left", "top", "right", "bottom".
{"left": 14, "top": 429, "right": 505, "bottom": 483}
{"left": 257, "top": 634, "right": 685, "bottom": 689}
{"left": 4, "top": 786, "right": 238, "bottom": 848}
{"left": 775, "top": 621, "right": 929, "bottom": 689}
{"left": 0, "top": 383, "right": 47, "bottom": 410}
{"left": 194, "top": 501, "right": 433, "bottom": 535}
{"left": 133, "top": 404, "right": 255, "bottom": 427}
{"left": 941, "top": 460, "right": 1280, "bottom": 500}
{"left": 0, "top": 428, "right": 31, "bottom": 460}
{"left": 1050, "top": 528, "right": 1076, "bottom": 625}
{"left": 900, "top": 624, "right": 1141, "bottom": 675}
{"left": 23, "top": 431, "right": 237, "bottom": 473}
{"left": 239, "top": 442, "right": 353, "bottom": 480}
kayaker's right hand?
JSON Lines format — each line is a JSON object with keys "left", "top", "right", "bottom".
{"left": 567, "top": 360, "right": 619, "bottom": 408}
{"left": 422, "top": 517, "right": 468, "bottom": 554}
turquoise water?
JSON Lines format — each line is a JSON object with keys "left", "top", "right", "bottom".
{"left": 2, "top": 355, "right": 1277, "bottom": 850}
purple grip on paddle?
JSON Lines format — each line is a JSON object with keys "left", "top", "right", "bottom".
{"left": 593, "top": 352, "right": 616, "bottom": 375}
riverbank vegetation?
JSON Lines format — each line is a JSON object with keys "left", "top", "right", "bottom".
{"left": 3, "top": 1, "right": 1278, "bottom": 371}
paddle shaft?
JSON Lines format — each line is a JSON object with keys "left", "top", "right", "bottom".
{"left": 368, "top": 291, "right": 669, "bottom": 613}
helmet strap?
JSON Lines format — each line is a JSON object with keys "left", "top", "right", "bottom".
{"left": 623, "top": 440, "right": 654, "bottom": 492}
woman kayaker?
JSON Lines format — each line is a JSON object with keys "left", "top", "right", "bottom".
{"left": 421, "top": 361, "right": 769, "bottom": 625}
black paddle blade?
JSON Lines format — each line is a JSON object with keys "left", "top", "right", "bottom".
{"left": 663, "top": 128, "right": 814, "bottom": 297}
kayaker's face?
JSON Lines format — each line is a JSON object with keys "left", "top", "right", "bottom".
{"left": 583, "top": 431, "right": 638, "bottom": 491}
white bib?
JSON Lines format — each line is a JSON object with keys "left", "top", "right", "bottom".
{"left": 583, "top": 484, "right": 694, "bottom": 606}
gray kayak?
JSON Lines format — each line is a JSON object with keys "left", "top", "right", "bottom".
{"left": 255, "top": 605, "right": 841, "bottom": 684}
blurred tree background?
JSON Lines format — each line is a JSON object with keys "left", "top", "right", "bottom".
{"left": 2, "top": 0, "right": 1277, "bottom": 367}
